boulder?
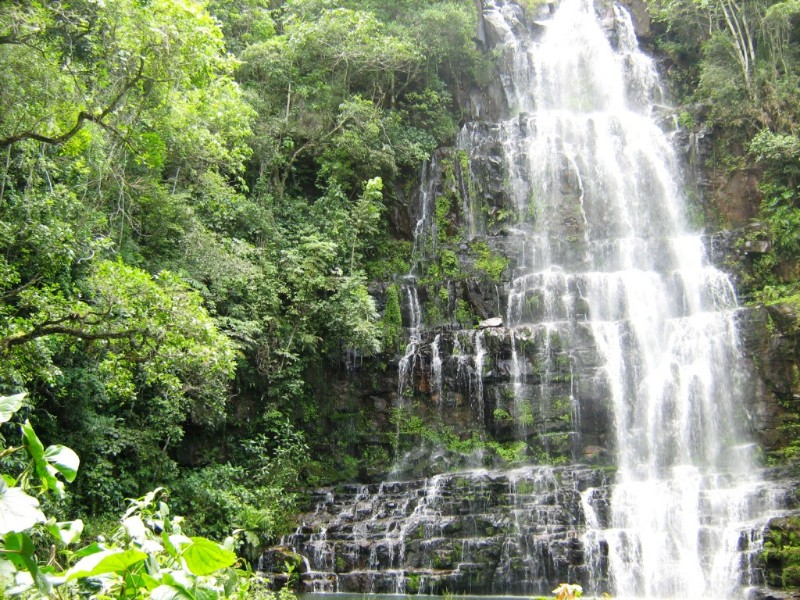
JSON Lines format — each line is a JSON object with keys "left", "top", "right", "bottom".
{"left": 479, "top": 317, "right": 503, "bottom": 328}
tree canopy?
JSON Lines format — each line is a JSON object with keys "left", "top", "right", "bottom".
{"left": 0, "top": 0, "right": 486, "bottom": 548}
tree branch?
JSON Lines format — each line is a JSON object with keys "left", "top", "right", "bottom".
{"left": 0, "top": 323, "right": 145, "bottom": 353}
{"left": 0, "top": 58, "right": 146, "bottom": 149}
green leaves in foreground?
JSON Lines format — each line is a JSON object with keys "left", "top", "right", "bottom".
{"left": 61, "top": 536, "right": 237, "bottom": 597}
{"left": 0, "top": 485, "right": 45, "bottom": 534}
{"left": 4, "top": 531, "right": 51, "bottom": 595}
{"left": 46, "top": 519, "right": 84, "bottom": 545}
{"left": 21, "top": 419, "right": 80, "bottom": 496}
{"left": 57, "top": 497, "right": 241, "bottom": 598}
{"left": 67, "top": 548, "right": 149, "bottom": 580}
{"left": 182, "top": 537, "right": 237, "bottom": 576}
{"left": 0, "top": 393, "right": 24, "bottom": 424}
{"left": 0, "top": 395, "right": 270, "bottom": 599}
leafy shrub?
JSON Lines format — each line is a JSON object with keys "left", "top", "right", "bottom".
{"left": 0, "top": 392, "right": 282, "bottom": 598}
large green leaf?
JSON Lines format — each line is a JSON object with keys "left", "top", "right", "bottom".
{"left": 166, "top": 533, "right": 192, "bottom": 558}
{"left": 124, "top": 570, "right": 153, "bottom": 598}
{"left": 151, "top": 584, "right": 194, "bottom": 600}
{"left": 0, "top": 484, "right": 45, "bottom": 534}
{"left": 140, "top": 570, "right": 161, "bottom": 592}
{"left": 194, "top": 585, "right": 221, "bottom": 600}
{"left": 181, "top": 537, "right": 236, "bottom": 576}
{"left": 73, "top": 541, "right": 105, "bottom": 558}
{"left": 151, "top": 572, "right": 220, "bottom": 600}
{"left": 43, "top": 445, "right": 80, "bottom": 482}
{"left": 151, "top": 571, "right": 197, "bottom": 600}
{"left": 20, "top": 421, "right": 80, "bottom": 495}
{"left": 20, "top": 420, "right": 45, "bottom": 463}
{"left": 0, "top": 393, "right": 25, "bottom": 424}
{"left": 4, "top": 532, "right": 51, "bottom": 595}
{"left": 21, "top": 420, "right": 60, "bottom": 494}
{"left": 67, "top": 548, "right": 147, "bottom": 580}
{"left": 46, "top": 519, "right": 84, "bottom": 545}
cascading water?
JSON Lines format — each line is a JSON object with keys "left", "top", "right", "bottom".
{"left": 483, "top": 0, "right": 783, "bottom": 596}
{"left": 279, "top": 0, "right": 795, "bottom": 597}
{"left": 398, "top": 284, "right": 423, "bottom": 397}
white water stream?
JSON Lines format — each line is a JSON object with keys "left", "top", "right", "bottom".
{"left": 481, "top": 0, "right": 782, "bottom": 596}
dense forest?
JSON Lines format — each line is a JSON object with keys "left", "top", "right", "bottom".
{"left": 1, "top": 0, "right": 800, "bottom": 596}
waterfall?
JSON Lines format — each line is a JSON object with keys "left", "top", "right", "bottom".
{"left": 482, "top": 0, "right": 780, "bottom": 596}
{"left": 398, "top": 284, "right": 423, "bottom": 398}
{"left": 280, "top": 0, "right": 794, "bottom": 596}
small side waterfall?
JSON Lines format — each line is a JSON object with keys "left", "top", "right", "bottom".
{"left": 280, "top": 0, "right": 796, "bottom": 596}
{"left": 398, "top": 284, "right": 424, "bottom": 397}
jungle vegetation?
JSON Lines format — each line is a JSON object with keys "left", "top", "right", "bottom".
{"left": 0, "top": 0, "right": 489, "bottom": 563}
{"left": 1, "top": 0, "right": 800, "bottom": 587}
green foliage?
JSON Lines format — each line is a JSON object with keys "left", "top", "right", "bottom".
{"left": 486, "top": 441, "right": 528, "bottom": 464}
{"left": 750, "top": 130, "right": 800, "bottom": 167}
{"left": 516, "top": 0, "right": 551, "bottom": 12}
{"left": 764, "top": 517, "right": 800, "bottom": 588}
{"left": 742, "top": 129, "right": 800, "bottom": 292}
{"left": 648, "top": 0, "right": 800, "bottom": 157}
{"left": 678, "top": 111, "right": 695, "bottom": 129}
{"left": 390, "top": 406, "right": 532, "bottom": 464}
{"left": 382, "top": 284, "right": 405, "bottom": 353}
{"left": 0, "top": 0, "right": 253, "bottom": 177}
{"left": 441, "top": 250, "right": 462, "bottom": 278}
{"left": 175, "top": 464, "right": 294, "bottom": 559}
{"left": 0, "top": 0, "right": 264, "bottom": 519}
{"left": 365, "top": 239, "right": 412, "bottom": 280}
{"left": 517, "top": 402, "right": 535, "bottom": 427}
{"left": 238, "top": 0, "right": 469, "bottom": 200}
{"left": 327, "top": 274, "right": 382, "bottom": 355}
{"left": 172, "top": 412, "right": 307, "bottom": 554}
{"left": 0, "top": 256, "right": 239, "bottom": 511}
{"left": 407, "top": 573, "right": 421, "bottom": 593}
{"left": 472, "top": 241, "right": 509, "bottom": 283}
{"left": 207, "top": 0, "right": 276, "bottom": 54}
{"left": 436, "top": 195, "right": 456, "bottom": 243}
{"left": 454, "top": 299, "right": 477, "bottom": 327}
{"left": 493, "top": 408, "right": 513, "bottom": 421}
{"left": 360, "top": 445, "right": 392, "bottom": 477}
{"left": 0, "top": 394, "right": 280, "bottom": 599}
{"left": 0, "top": 0, "right": 490, "bottom": 527}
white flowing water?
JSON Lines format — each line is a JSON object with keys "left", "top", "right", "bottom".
{"left": 398, "top": 283, "right": 423, "bottom": 397}
{"left": 399, "top": 153, "right": 440, "bottom": 401}
{"left": 480, "top": 0, "right": 782, "bottom": 596}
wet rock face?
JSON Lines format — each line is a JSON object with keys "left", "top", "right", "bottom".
{"left": 281, "top": 466, "right": 612, "bottom": 595}
{"left": 259, "top": 547, "right": 307, "bottom": 574}
{"left": 733, "top": 304, "right": 800, "bottom": 457}
{"left": 705, "top": 225, "right": 772, "bottom": 294}
{"left": 460, "top": 123, "right": 513, "bottom": 219}
{"left": 391, "top": 324, "right": 614, "bottom": 475}
{"left": 706, "top": 227, "right": 800, "bottom": 458}
{"left": 759, "top": 513, "right": 800, "bottom": 594}
{"left": 620, "top": 0, "right": 650, "bottom": 38}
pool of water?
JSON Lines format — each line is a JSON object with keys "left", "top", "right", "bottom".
{"left": 300, "top": 595, "right": 535, "bottom": 600}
